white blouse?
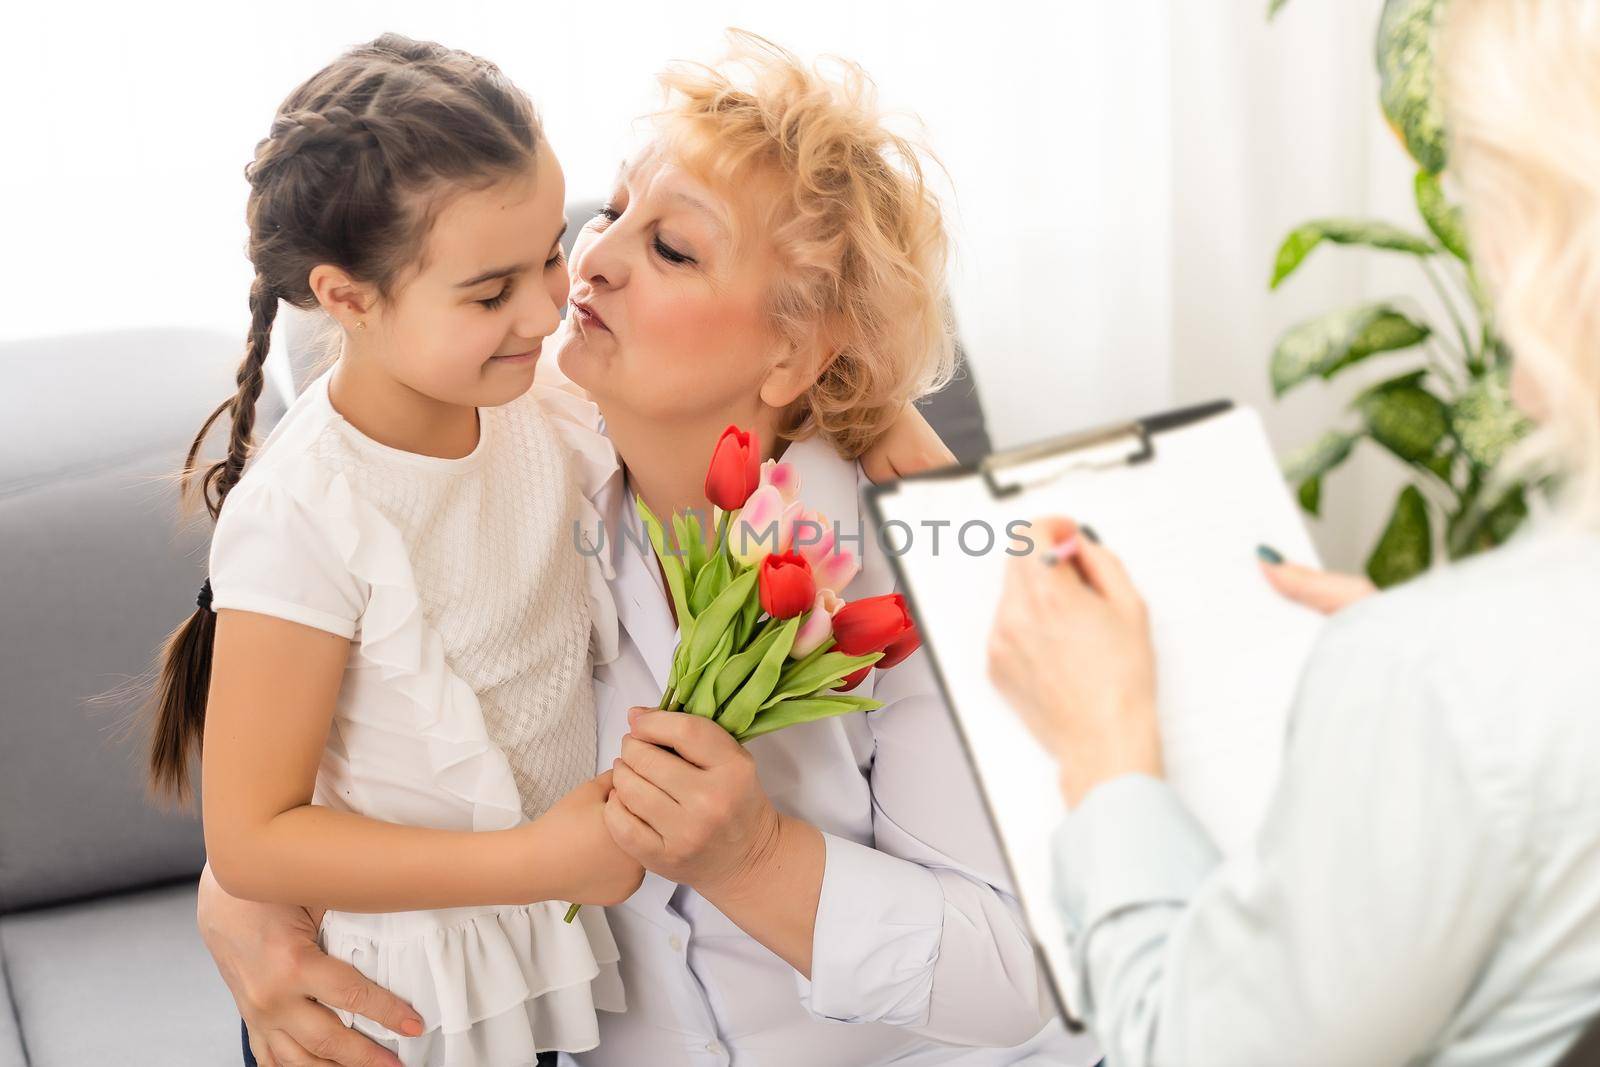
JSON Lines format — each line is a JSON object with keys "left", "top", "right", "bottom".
{"left": 208, "top": 368, "right": 625, "bottom": 1066}
{"left": 572, "top": 431, "right": 1090, "bottom": 1067}
{"left": 1053, "top": 523, "right": 1600, "bottom": 1066}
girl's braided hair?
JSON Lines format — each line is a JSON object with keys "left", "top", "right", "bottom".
{"left": 148, "top": 33, "right": 543, "bottom": 801}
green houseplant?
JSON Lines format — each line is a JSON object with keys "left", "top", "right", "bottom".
{"left": 1266, "top": 0, "right": 1532, "bottom": 587}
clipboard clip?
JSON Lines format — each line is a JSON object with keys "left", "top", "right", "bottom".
{"left": 978, "top": 399, "right": 1232, "bottom": 500}
{"left": 980, "top": 421, "right": 1152, "bottom": 499}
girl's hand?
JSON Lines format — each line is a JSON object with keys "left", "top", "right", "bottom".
{"left": 1259, "top": 553, "right": 1376, "bottom": 615}
{"left": 604, "top": 709, "right": 783, "bottom": 901}
{"left": 861, "top": 403, "right": 957, "bottom": 484}
{"left": 197, "top": 863, "right": 419, "bottom": 1067}
{"left": 537, "top": 771, "right": 646, "bottom": 907}
{"left": 986, "top": 517, "right": 1163, "bottom": 807}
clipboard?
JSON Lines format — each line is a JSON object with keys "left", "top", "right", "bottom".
{"left": 862, "top": 399, "right": 1325, "bottom": 1032}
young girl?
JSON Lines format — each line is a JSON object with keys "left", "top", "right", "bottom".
{"left": 150, "top": 33, "right": 955, "bottom": 1067}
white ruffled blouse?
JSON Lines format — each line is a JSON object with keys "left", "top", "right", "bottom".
{"left": 208, "top": 367, "right": 625, "bottom": 1065}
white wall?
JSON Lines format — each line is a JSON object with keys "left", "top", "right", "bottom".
{"left": 1, "top": 0, "right": 1425, "bottom": 569}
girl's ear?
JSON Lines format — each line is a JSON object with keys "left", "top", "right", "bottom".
{"left": 308, "top": 264, "right": 376, "bottom": 328}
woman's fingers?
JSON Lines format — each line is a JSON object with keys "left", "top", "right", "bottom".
{"left": 605, "top": 786, "right": 665, "bottom": 854}
{"left": 1073, "top": 539, "right": 1143, "bottom": 614}
{"left": 1261, "top": 559, "right": 1376, "bottom": 615}
{"left": 626, "top": 707, "right": 741, "bottom": 768}
{"left": 619, "top": 734, "right": 700, "bottom": 798}
{"left": 611, "top": 752, "right": 682, "bottom": 825}
{"left": 298, "top": 952, "right": 416, "bottom": 1062}
{"left": 262, "top": 1029, "right": 340, "bottom": 1067}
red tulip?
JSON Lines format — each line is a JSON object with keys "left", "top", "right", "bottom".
{"left": 759, "top": 552, "right": 816, "bottom": 620}
{"left": 833, "top": 665, "right": 872, "bottom": 692}
{"left": 876, "top": 625, "right": 922, "bottom": 669}
{"left": 829, "top": 593, "right": 915, "bottom": 656}
{"left": 705, "top": 425, "right": 762, "bottom": 512}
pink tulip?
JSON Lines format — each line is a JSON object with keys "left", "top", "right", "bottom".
{"left": 790, "top": 589, "right": 844, "bottom": 659}
{"left": 731, "top": 485, "right": 799, "bottom": 567}
{"left": 758, "top": 459, "right": 802, "bottom": 504}
{"left": 790, "top": 510, "right": 861, "bottom": 594}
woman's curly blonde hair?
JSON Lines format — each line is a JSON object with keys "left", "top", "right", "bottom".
{"left": 653, "top": 30, "right": 957, "bottom": 459}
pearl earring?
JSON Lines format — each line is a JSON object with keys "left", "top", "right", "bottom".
{"left": 355, "top": 321, "right": 366, "bottom": 331}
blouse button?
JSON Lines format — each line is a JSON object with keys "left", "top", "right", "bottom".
{"left": 668, "top": 934, "right": 684, "bottom": 952}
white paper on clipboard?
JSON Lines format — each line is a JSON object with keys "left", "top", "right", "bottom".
{"left": 864, "top": 402, "right": 1325, "bottom": 1024}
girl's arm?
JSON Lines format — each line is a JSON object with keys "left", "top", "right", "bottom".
{"left": 860, "top": 403, "right": 957, "bottom": 484}
{"left": 201, "top": 609, "right": 642, "bottom": 913}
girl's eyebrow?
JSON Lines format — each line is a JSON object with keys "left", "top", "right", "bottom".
{"left": 454, "top": 221, "right": 569, "bottom": 287}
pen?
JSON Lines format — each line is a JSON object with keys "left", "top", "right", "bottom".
{"left": 1041, "top": 524, "right": 1100, "bottom": 566}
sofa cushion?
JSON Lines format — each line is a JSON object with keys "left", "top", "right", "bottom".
{"left": 0, "top": 329, "right": 250, "bottom": 912}
{"left": 0, "top": 946, "right": 24, "bottom": 1067}
{"left": 0, "top": 880, "right": 238, "bottom": 1066}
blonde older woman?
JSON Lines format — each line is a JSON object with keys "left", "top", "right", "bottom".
{"left": 986, "top": 2, "right": 1600, "bottom": 1065}
{"left": 198, "top": 33, "right": 1080, "bottom": 1067}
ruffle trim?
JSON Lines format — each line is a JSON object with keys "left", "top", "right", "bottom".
{"left": 276, "top": 446, "right": 527, "bottom": 831}
{"left": 320, "top": 900, "right": 625, "bottom": 1061}
{"left": 529, "top": 382, "right": 622, "bottom": 668}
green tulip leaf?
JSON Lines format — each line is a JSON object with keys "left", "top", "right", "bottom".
{"left": 1356, "top": 378, "right": 1450, "bottom": 462}
{"left": 685, "top": 510, "right": 709, "bottom": 580}
{"left": 1271, "top": 303, "right": 1431, "bottom": 396}
{"left": 760, "top": 650, "right": 883, "bottom": 712}
{"left": 636, "top": 496, "right": 695, "bottom": 631}
{"left": 685, "top": 627, "right": 735, "bottom": 718}
{"left": 1271, "top": 219, "right": 1436, "bottom": 289}
{"left": 713, "top": 623, "right": 786, "bottom": 706}
{"left": 1414, "top": 170, "right": 1469, "bottom": 261}
{"left": 1378, "top": 0, "right": 1448, "bottom": 174}
{"left": 1451, "top": 369, "right": 1533, "bottom": 468}
{"left": 671, "top": 512, "right": 705, "bottom": 589}
{"left": 719, "top": 616, "right": 801, "bottom": 737}
{"left": 681, "top": 566, "right": 755, "bottom": 673}
{"left": 735, "top": 694, "right": 885, "bottom": 744}
{"left": 1366, "top": 484, "right": 1433, "bottom": 587}
{"left": 733, "top": 590, "right": 763, "bottom": 648}
{"left": 689, "top": 549, "right": 732, "bottom": 617}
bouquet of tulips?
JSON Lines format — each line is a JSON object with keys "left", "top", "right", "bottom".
{"left": 638, "top": 425, "right": 922, "bottom": 742}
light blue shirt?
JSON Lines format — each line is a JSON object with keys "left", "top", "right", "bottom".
{"left": 1053, "top": 524, "right": 1600, "bottom": 1066}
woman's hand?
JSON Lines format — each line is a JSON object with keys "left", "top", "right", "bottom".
{"left": 986, "top": 518, "right": 1163, "bottom": 807}
{"left": 1258, "top": 551, "right": 1376, "bottom": 615}
{"left": 537, "top": 771, "right": 646, "bottom": 907}
{"left": 604, "top": 709, "right": 784, "bottom": 900}
{"left": 860, "top": 403, "right": 957, "bottom": 483}
{"left": 196, "top": 863, "right": 419, "bottom": 1067}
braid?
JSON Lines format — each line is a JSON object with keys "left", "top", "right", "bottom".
{"left": 182, "top": 276, "right": 275, "bottom": 521}
{"left": 247, "top": 106, "right": 382, "bottom": 188}
{"left": 144, "top": 33, "right": 544, "bottom": 802}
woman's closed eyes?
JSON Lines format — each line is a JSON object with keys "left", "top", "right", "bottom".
{"left": 593, "top": 204, "right": 697, "bottom": 266}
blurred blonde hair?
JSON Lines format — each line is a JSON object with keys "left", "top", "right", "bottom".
{"left": 1441, "top": 0, "right": 1600, "bottom": 528}
{"left": 652, "top": 29, "right": 957, "bottom": 459}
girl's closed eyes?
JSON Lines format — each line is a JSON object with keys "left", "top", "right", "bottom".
{"left": 478, "top": 242, "right": 569, "bottom": 309}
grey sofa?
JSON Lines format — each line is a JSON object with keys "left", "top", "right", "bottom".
{"left": 0, "top": 251, "right": 991, "bottom": 1064}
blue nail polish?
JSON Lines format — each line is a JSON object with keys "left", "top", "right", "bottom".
{"left": 1256, "top": 544, "right": 1284, "bottom": 565}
